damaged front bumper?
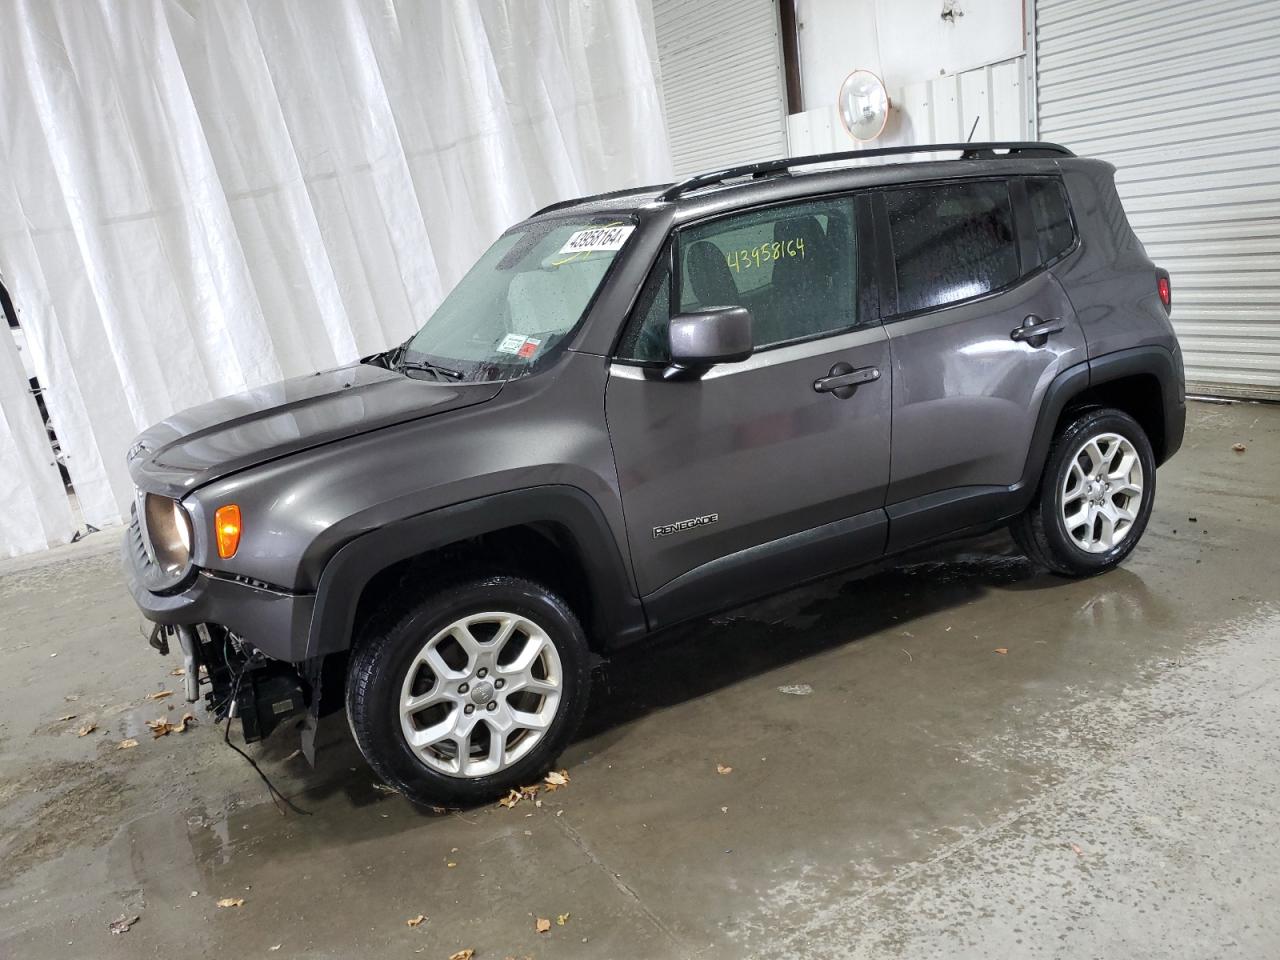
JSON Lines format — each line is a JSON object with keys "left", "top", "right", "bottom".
{"left": 123, "top": 516, "right": 318, "bottom": 752}
{"left": 122, "top": 513, "right": 316, "bottom": 664}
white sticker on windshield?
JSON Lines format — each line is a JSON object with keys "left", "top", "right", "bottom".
{"left": 557, "top": 224, "right": 634, "bottom": 255}
{"left": 496, "top": 333, "right": 527, "bottom": 355}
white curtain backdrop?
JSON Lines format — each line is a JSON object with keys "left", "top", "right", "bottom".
{"left": 0, "top": 0, "right": 672, "bottom": 556}
{"left": 0, "top": 304, "right": 76, "bottom": 557}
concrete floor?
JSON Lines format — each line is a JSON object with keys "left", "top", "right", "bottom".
{"left": 2, "top": 399, "right": 1278, "bottom": 960}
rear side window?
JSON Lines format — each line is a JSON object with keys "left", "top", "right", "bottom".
{"left": 616, "top": 196, "right": 861, "bottom": 362}
{"left": 1026, "top": 177, "right": 1075, "bottom": 263}
{"left": 885, "top": 181, "right": 1019, "bottom": 315}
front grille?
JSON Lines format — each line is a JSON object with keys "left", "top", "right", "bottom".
{"left": 129, "top": 503, "right": 158, "bottom": 577}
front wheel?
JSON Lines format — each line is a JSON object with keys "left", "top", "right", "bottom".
{"left": 346, "top": 575, "right": 591, "bottom": 805}
{"left": 1011, "top": 407, "right": 1156, "bottom": 577}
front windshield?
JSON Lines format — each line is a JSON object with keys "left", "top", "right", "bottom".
{"left": 402, "top": 216, "right": 636, "bottom": 380}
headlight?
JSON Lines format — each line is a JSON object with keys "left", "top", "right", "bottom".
{"left": 174, "top": 499, "right": 191, "bottom": 553}
{"left": 144, "top": 493, "right": 193, "bottom": 577}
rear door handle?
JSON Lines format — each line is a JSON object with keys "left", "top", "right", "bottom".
{"left": 814, "top": 362, "right": 880, "bottom": 399}
{"left": 1011, "top": 314, "right": 1064, "bottom": 345}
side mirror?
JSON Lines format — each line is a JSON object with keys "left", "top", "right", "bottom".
{"left": 667, "top": 306, "right": 753, "bottom": 371}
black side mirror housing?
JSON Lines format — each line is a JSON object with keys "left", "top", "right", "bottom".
{"left": 666, "top": 306, "right": 753, "bottom": 374}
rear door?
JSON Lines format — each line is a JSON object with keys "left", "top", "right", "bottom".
{"left": 876, "top": 176, "right": 1088, "bottom": 550}
{"left": 606, "top": 194, "right": 891, "bottom": 626}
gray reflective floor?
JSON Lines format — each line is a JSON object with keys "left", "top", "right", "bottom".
{"left": 2, "top": 399, "right": 1278, "bottom": 960}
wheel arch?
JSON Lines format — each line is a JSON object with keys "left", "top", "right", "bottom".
{"left": 1084, "top": 345, "right": 1184, "bottom": 466}
{"left": 1020, "top": 344, "right": 1184, "bottom": 501}
{"left": 304, "top": 486, "right": 647, "bottom": 661}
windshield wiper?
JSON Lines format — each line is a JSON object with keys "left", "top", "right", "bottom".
{"left": 398, "top": 356, "right": 465, "bottom": 382}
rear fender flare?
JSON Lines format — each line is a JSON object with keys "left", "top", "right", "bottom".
{"left": 1019, "top": 344, "right": 1183, "bottom": 502}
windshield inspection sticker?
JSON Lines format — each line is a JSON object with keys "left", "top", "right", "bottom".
{"left": 497, "top": 333, "right": 527, "bottom": 355}
{"left": 496, "top": 334, "right": 544, "bottom": 359}
{"left": 557, "top": 224, "right": 634, "bottom": 255}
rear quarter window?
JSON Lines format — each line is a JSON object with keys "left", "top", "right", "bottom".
{"left": 1026, "top": 177, "right": 1076, "bottom": 264}
{"left": 885, "top": 180, "right": 1019, "bottom": 315}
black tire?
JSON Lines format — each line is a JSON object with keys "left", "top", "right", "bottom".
{"left": 345, "top": 575, "right": 591, "bottom": 806}
{"left": 1011, "top": 407, "right": 1157, "bottom": 577}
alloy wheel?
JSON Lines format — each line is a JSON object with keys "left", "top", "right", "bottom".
{"left": 398, "top": 612, "right": 562, "bottom": 777}
{"left": 1060, "top": 431, "right": 1144, "bottom": 554}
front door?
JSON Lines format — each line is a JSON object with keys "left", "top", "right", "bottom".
{"left": 606, "top": 194, "right": 891, "bottom": 627}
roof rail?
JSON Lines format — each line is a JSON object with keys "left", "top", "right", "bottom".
{"left": 531, "top": 182, "right": 675, "bottom": 219}
{"left": 656, "top": 141, "right": 1074, "bottom": 203}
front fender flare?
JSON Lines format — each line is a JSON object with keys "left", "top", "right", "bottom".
{"left": 304, "top": 485, "right": 646, "bottom": 660}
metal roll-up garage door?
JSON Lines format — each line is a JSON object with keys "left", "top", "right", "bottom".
{"left": 1035, "top": 0, "right": 1280, "bottom": 399}
{"left": 653, "top": 0, "right": 789, "bottom": 178}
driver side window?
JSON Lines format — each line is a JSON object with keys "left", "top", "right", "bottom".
{"left": 616, "top": 196, "right": 860, "bottom": 363}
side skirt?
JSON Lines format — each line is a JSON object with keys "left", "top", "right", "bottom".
{"left": 638, "top": 509, "right": 888, "bottom": 634}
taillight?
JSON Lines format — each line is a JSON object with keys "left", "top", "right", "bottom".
{"left": 1157, "top": 275, "right": 1171, "bottom": 313}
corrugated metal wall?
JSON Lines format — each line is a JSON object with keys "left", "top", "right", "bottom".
{"left": 1036, "top": 0, "right": 1280, "bottom": 399}
{"left": 653, "top": 0, "right": 789, "bottom": 177}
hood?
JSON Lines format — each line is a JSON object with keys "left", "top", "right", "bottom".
{"left": 128, "top": 363, "right": 503, "bottom": 494}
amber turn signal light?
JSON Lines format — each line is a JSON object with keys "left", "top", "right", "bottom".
{"left": 214, "top": 504, "right": 242, "bottom": 559}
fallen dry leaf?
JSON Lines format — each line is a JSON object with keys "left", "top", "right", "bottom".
{"left": 144, "top": 690, "right": 174, "bottom": 701}
{"left": 117, "top": 738, "right": 139, "bottom": 750}
{"left": 778, "top": 682, "right": 814, "bottom": 695}
{"left": 147, "top": 713, "right": 197, "bottom": 738}
{"left": 535, "top": 916, "right": 552, "bottom": 933}
{"left": 993, "top": 648, "right": 1009, "bottom": 655}
{"left": 716, "top": 763, "right": 733, "bottom": 775}
{"left": 1232, "top": 442, "right": 1247, "bottom": 453}
{"left": 406, "top": 914, "right": 426, "bottom": 927}
{"left": 108, "top": 914, "right": 140, "bottom": 935}
{"left": 544, "top": 769, "right": 570, "bottom": 791}
{"left": 170, "top": 666, "right": 187, "bottom": 676}
{"left": 77, "top": 723, "right": 97, "bottom": 737}
{"left": 498, "top": 784, "right": 541, "bottom": 808}
{"left": 449, "top": 950, "right": 475, "bottom": 960}
{"left": 216, "top": 897, "right": 245, "bottom": 908}
{"left": 557, "top": 912, "right": 570, "bottom": 926}
{"left": 57, "top": 713, "right": 76, "bottom": 722}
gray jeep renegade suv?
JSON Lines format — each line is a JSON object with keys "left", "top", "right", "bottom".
{"left": 124, "top": 142, "right": 1185, "bottom": 805}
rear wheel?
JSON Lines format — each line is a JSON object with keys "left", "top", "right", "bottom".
{"left": 1012, "top": 407, "right": 1156, "bottom": 576}
{"left": 346, "top": 575, "right": 590, "bottom": 805}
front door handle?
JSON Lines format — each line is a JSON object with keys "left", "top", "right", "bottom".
{"left": 1011, "top": 314, "right": 1064, "bottom": 346}
{"left": 814, "top": 362, "right": 880, "bottom": 399}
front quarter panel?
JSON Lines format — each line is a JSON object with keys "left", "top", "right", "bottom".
{"left": 186, "top": 352, "right": 627, "bottom": 596}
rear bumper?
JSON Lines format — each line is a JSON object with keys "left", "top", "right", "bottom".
{"left": 1161, "top": 343, "right": 1187, "bottom": 465}
{"left": 1162, "top": 394, "right": 1186, "bottom": 464}
{"left": 122, "top": 531, "right": 313, "bottom": 663}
